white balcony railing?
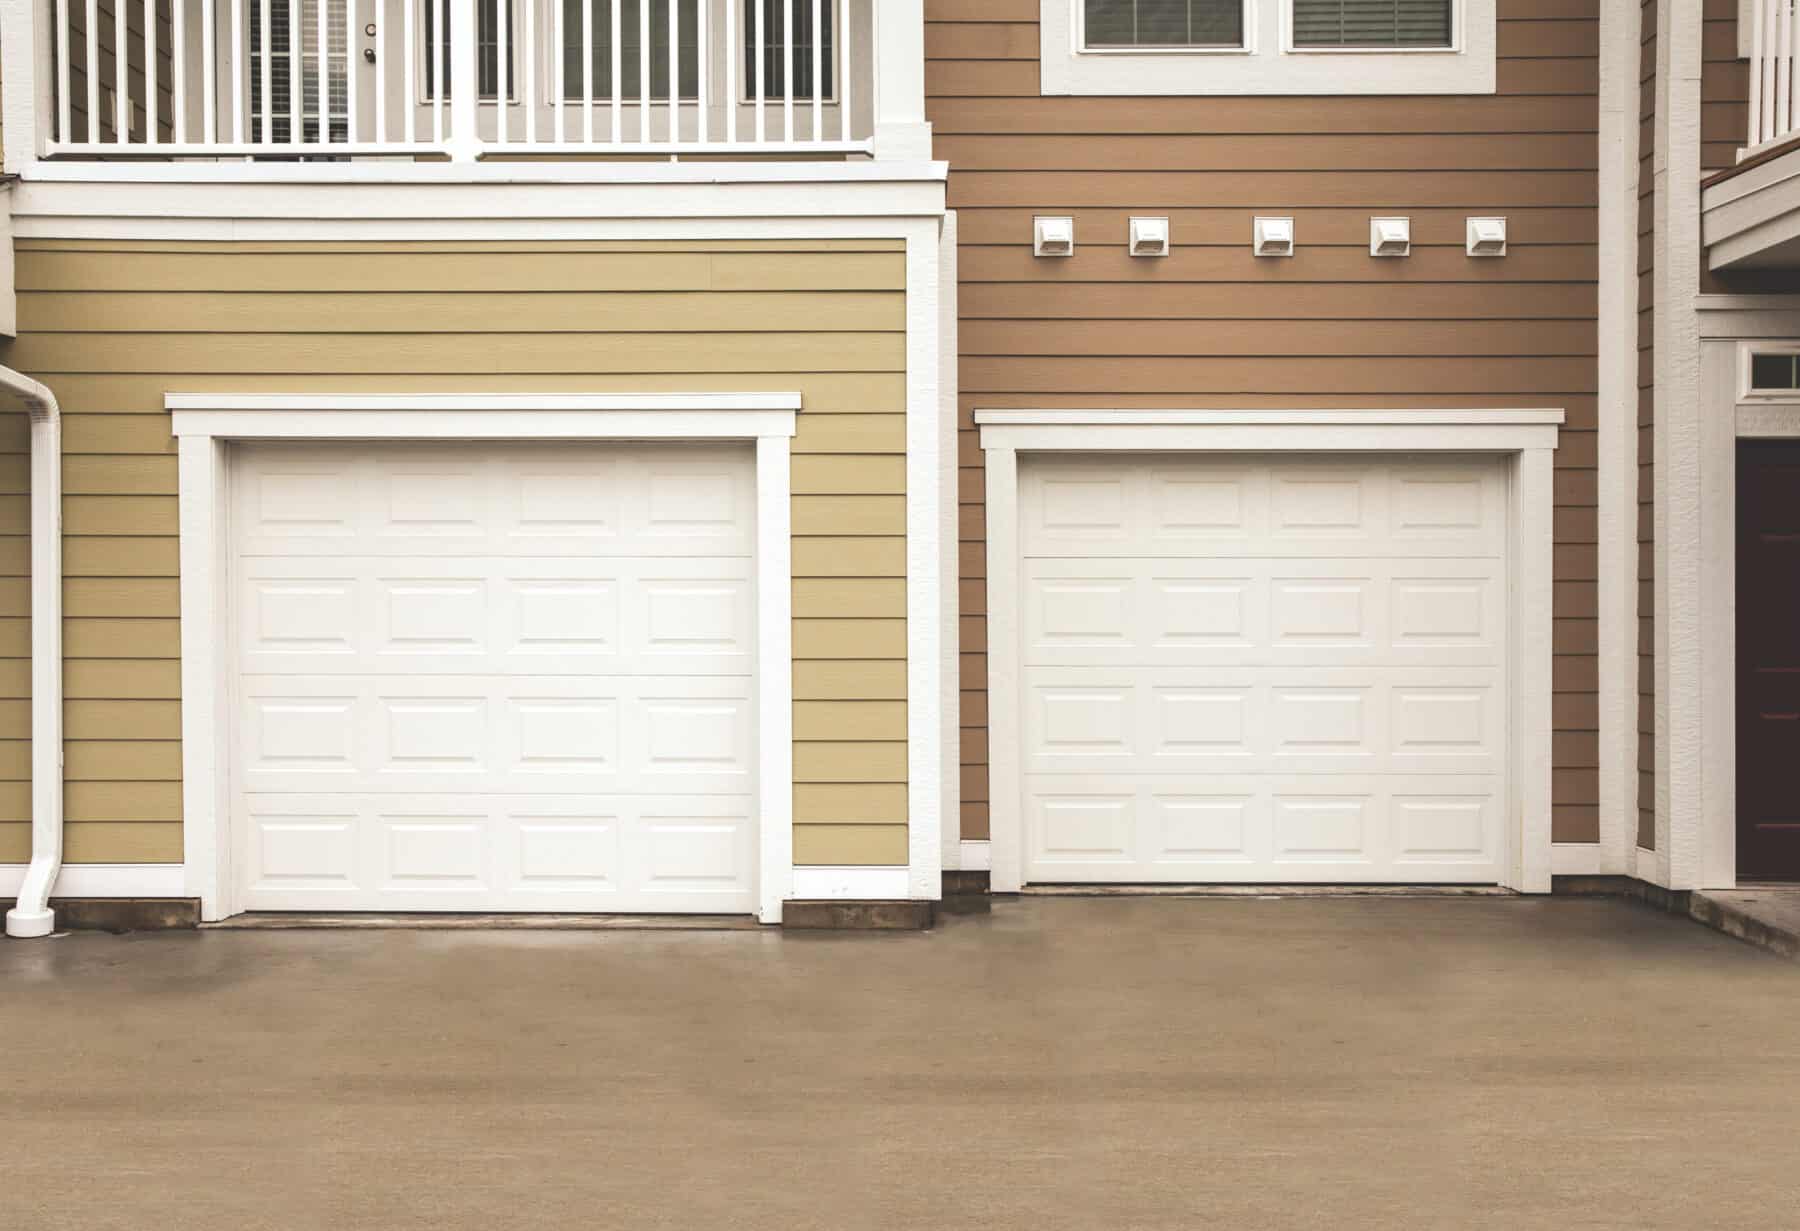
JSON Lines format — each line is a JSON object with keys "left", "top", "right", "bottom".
{"left": 1748, "top": 0, "right": 1800, "bottom": 153}
{"left": 33, "top": 0, "right": 877, "bottom": 159}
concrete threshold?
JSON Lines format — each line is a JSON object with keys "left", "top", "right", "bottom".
{"left": 1556, "top": 875, "right": 1800, "bottom": 962}
{"left": 1019, "top": 884, "right": 1517, "bottom": 899}
{"left": 206, "top": 912, "right": 764, "bottom": 932}
{"left": 1689, "top": 887, "right": 1800, "bottom": 961}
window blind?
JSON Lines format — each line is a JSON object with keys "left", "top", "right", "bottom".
{"left": 1084, "top": 0, "right": 1245, "bottom": 48}
{"left": 1291, "top": 0, "right": 1452, "bottom": 47}
{"left": 248, "top": 0, "right": 349, "bottom": 141}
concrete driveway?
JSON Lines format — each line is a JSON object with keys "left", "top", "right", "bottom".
{"left": 3, "top": 896, "right": 1798, "bottom": 1230}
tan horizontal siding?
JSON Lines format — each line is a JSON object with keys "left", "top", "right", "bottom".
{"left": 0, "top": 239, "right": 909, "bottom": 868}
{"left": 931, "top": 0, "right": 1603, "bottom": 845}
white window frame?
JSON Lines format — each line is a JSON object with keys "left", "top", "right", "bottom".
{"left": 1040, "top": 0, "right": 1495, "bottom": 95}
{"left": 1739, "top": 341, "right": 1800, "bottom": 399}
{"left": 975, "top": 409, "right": 1561, "bottom": 895}
{"left": 1076, "top": 0, "right": 1255, "bottom": 56}
{"left": 169, "top": 392, "right": 798, "bottom": 925}
{"left": 1682, "top": 312, "right": 1800, "bottom": 893}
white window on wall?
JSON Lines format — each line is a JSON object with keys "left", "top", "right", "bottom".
{"left": 1040, "top": 0, "right": 1494, "bottom": 94}
{"left": 1290, "top": 0, "right": 1452, "bottom": 48}
{"left": 1082, "top": 0, "right": 1246, "bottom": 49}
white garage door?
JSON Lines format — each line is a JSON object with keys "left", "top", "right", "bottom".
{"left": 1020, "top": 454, "right": 1508, "bottom": 884}
{"left": 230, "top": 442, "right": 758, "bottom": 913}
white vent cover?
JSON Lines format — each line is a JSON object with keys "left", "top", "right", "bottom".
{"left": 1252, "top": 216, "right": 1295, "bottom": 258}
{"left": 1467, "top": 217, "right": 1508, "bottom": 258}
{"left": 1129, "top": 216, "right": 1171, "bottom": 258}
{"left": 1369, "top": 217, "right": 1412, "bottom": 258}
{"left": 1034, "top": 216, "right": 1075, "bottom": 258}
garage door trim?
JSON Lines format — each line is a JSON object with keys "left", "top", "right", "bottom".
{"left": 975, "top": 409, "right": 1562, "bottom": 895}
{"left": 171, "top": 393, "right": 799, "bottom": 924}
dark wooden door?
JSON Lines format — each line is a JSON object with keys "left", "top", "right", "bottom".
{"left": 1738, "top": 441, "right": 1800, "bottom": 881}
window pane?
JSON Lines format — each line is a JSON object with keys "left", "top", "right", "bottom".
{"left": 560, "top": 0, "right": 702, "bottom": 101}
{"left": 742, "top": 0, "right": 837, "bottom": 100}
{"left": 250, "top": 0, "right": 350, "bottom": 142}
{"left": 1752, "top": 354, "right": 1800, "bottom": 390}
{"left": 1082, "top": 0, "right": 1243, "bottom": 48}
{"left": 1136, "top": 0, "right": 1189, "bottom": 45}
{"left": 1084, "top": 0, "right": 1135, "bottom": 45}
{"left": 424, "top": 0, "right": 516, "bottom": 100}
{"left": 1292, "top": 0, "right": 1452, "bottom": 48}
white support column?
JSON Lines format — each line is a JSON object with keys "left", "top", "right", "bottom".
{"left": 1, "top": 0, "right": 50, "bottom": 170}
{"left": 447, "top": 0, "right": 480, "bottom": 160}
{"left": 871, "top": 0, "right": 930, "bottom": 160}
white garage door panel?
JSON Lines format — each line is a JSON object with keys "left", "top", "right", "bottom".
{"left": 1023, "top": 559, "right": 1504, "bottom": 669}
{"left": 1026, "top": 777, "right": 1501, "bottom": 880}
{"left": 237, "top": 557, "right": 754, "bottom": 676}
{"left": 1025, "top": 458, "right": 1505, "bottom": 559}
{"left": 1020, "top": 454, "right": 1507, "bottom": 885}
{"left": 235, "top": 444, "right": 754, "bottom": 558}
{"left": 238, "top": 675, "right": 754, "bottom": 795}
{"left": 230, "top": 442, "right": 758, "bottom": 914}
{"left": 239, "top": 793, "right": 755, "bottom": 912}
{"left": 1026, "top": 667, "right": 1503, "bottom": 777}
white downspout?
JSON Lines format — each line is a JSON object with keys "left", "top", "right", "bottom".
{"left": 2, "top": 366, "right": 61, "bottom": 938}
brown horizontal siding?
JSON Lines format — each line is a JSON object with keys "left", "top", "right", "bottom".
{"left": 931, "top": 0, "right": 1603, "bottom": 846}
{"left": 1701, "top": 0, "right": 1747, "bottom": 176}
{"left": 0, "top": 238, "right": 909, "bottom": 868}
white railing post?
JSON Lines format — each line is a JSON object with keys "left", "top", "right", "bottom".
{"left": 871, "top": 0, "right": 927, "bottom": 159}
{"left": 447, "top": 0, "right": 481, "bottom": 158}
{"left": 0, "top": 0, "right": 50, "bottom": 168}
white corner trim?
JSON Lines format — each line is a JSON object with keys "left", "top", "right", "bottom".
{"left": 1551, "top": 844, "right": 1604, "bottom": 877}
{"left": 1596, "top": 0, "right": 1643, "bottom": 878}
{"left": 0, "top": 864, "right": 187, "bottom": 898}
{"left": 939, "top": 212, "right": 963, "bottom": 879}
{"left": 791, "top": 866, "right": 912, "bottom": 900}
{"left": 978, "top": 408, "right": 1561, "bottom": 896}
{"left": 1039, "top": 0, "right": 1495, "bottom": 96}
{"left": 175, "top": 396, "right": 797, "bottom": 924}
{"left": 905, "top": 213, "right": 947, "bottom": 903}
{"left": 958, "top": 840, "right": 992, "bottom": 873}
{"left": 1650, "top": 0, "right": 1708, "bottom": 891}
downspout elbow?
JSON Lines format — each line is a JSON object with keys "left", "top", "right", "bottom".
{"left": 2, "top": 367, "right": 61, "bottom": 939}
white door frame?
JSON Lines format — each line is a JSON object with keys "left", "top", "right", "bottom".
{"left": 976, "top": 409, "right": 1563, "bottom": 895}
{"left": 170, "top": 392, "right": 798, "bottom": 923}
{"left": 1687, "top": 304, "right": 1800, "bottom": 889}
